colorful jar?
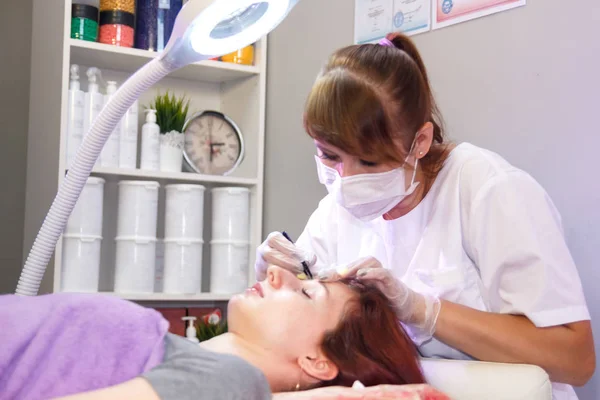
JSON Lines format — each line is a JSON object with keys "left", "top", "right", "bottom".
{"left": 221, "top": 44, "right": 255, "bottom": 66}
{"left": 134, "top": 0, "right": 183, "bottom": 52}
{"left": 100, "top": 0, "right": 135, "bottom": 14}
{"left": 71, "top": 4, "right": 99, "bottom": 42}
{"left": 99, "top": 10, "right": 135, "bottom": 47}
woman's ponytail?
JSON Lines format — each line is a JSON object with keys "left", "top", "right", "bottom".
{"left": 386, "top": 33, "right": 445, "bottom": 144}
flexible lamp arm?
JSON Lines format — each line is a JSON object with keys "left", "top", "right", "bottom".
{"left": 16, "top": 0, "right": 301, "bottom": 296}
{"left": 16, "top": 59, "right": 174, "bottom": 296}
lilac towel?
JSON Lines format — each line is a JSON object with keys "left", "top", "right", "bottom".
{"left": 0, "top": 292, "right": 169, "bottom": 400}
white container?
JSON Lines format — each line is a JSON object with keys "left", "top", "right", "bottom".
{"left": 66, "top": 65, "right": 85, "bottom": 169}
{"left": 99, "top": 81, "right": 120, "bottom": 168}
{"left": 160, "top": 143, "right": 184, "bottom": 172}
{"left": 140, "top": 109, "right": 160, "bottom": 171}
{"left": 159, "top": 132, "right": 184, "bottom": 172}
{"left": 210, "top": 240, "right": 249, "bottom": 294}
{"left": 211, "top": 187, "right": 250, "bottom": 241}
{"left": 165, "top": 184, "right": 205, "bottom": 239}
{"left": 65, "top": 177, "right": 105, "bottom": 236}
{"left": 61, "top": 234, "right": 102, "bottom": 292}
{"left": 119, "top": 99, "right": 139, "bottom": 169}
{"left": 117, "top": 180, "right": 159, "bottom": 237}
{"left": 163, "top": 239, "right": 204, "bottom": 294}
{"left": 114, "top": 236, "right": 157, "bottom": 293}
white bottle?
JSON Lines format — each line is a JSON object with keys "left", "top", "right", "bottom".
{"left": 182, "top": 316, "right": 200, "bottom": 343}
{"left": 83, "top": 67, "right": 104, "bottom": 169}
{"left": 99, "top": 80, "right": 120, "bottom": 168}
{"left": 119, "top": 99, "right": 139, "bottom": 169}
{"left": 66, "top": 65, "right": 85, "bottom": 169}
{"left": 140, "top": 109, "right": 160, "bottom": 171}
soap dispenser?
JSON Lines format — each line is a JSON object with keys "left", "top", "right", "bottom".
{"left": 99, "top": 80, "right": 121, "bottom": 168}
{"left": 140, "top": 109, "right": 160, "bottom": 171}
{"left": 182, "top": 316, "right": 200, "bottom": 343}
{"left": 66, "top": 64, "right": 85, "bottom": 169}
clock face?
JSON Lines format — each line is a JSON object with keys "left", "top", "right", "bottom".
{"left": 183, "top": 111, "right": 243, "bottom": 175}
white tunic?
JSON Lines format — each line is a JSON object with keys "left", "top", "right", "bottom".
{"left": 296, "top": 143, "right": 590, "bottom": 400}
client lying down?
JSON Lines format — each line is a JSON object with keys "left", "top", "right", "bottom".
{"left": 0, "top": 266, "right": 448, "bottom": 399}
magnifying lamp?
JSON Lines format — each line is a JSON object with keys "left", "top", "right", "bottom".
{"left": 15, "top": 0, "right": 301, "bottom": 296}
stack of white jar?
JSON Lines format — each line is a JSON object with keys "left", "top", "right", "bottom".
{"left": 210, "top": 187, "right": 251, "bottom": 294}
{"left": 114, "top": 180, "right": 160, "bottom": 293}
{"left": 162, "top": 184, "right": 206, "bottom": 294}
{"left": 61, "top": 177, "right": 105, "bottom": 292}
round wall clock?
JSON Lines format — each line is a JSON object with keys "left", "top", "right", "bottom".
{"left": 182, "top": 110, "right": 245, "bottom": 176}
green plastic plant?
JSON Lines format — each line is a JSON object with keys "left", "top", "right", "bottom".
{"left": 196, "top": 319, "right": 228, "bottom": 342}
{"left": 149, "top": 91, "right": 191, "bottom": 134}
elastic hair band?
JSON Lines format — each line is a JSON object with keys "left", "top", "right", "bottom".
{"left": 379, "top": 38, "right": 394, "bottom": 47}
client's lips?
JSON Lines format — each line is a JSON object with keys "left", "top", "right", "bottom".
{"left": 252, "top": 282, "right": 265, "bottom": 297}
{"left": 249, "top": 282, "right": 264, "bottom": 298}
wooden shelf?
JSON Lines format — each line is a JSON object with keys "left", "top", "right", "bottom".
{"left": 102, "top": 292, "right": 233, "bottom": 302}
{"left": 69, "top": 39, "right": 260, "bottom": 83}
{"left": 91, "top": 167, "right": 258, "bottom": 186}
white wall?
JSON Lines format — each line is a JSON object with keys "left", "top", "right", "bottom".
{"left": 264, "top": 1, "right": 599, "bottom": 398}
{"left": 0, "top": 0, "right": 33, "bottom": 293}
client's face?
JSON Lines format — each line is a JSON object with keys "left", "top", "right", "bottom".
{"left": 228, "top": 266, "right": 354, "bottom": 360}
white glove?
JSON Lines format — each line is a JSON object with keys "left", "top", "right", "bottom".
{"left": 317, "top": 256, "right": 382, "bottom": 281}
{"left": 320, "top": 257, "right": 441, "bottom": 345}
{"left": 254, "top": 231, "right": 317, "bottom": 281}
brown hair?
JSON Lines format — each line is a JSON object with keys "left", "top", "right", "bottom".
{"left": 304, "top": 32, "right": 450, "bottom": 178}
{"left": 319, "top": 279, "right": 425, "bottom": 387}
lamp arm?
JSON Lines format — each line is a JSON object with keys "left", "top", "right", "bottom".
{"left": 16, "top": 58, "right": 176, "bottom": 296}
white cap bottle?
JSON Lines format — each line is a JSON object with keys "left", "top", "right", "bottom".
{"left": 83, "top": 67, "right": 105, "bottom": 169}
{"left": 140, "top": 109, "right": 160, "bottom": 171}
{"left": 119, "top": 98, "right": 139, "bottom": 169}
{"left": 66, "top": 65, "right": 85, "bottom": 168}
{"left": 99, "top": 80, "right": 121, "bottom": 168}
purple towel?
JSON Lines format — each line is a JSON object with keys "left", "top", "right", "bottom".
{"left": 0, "top": 292, "right": 169, "bottom": 399}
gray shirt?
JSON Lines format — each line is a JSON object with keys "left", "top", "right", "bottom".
{"left": 143, "top": 333, "right": 272, "bottom": 400}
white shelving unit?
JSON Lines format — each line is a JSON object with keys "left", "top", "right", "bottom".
{"left": 23, "top": 1, "right": 267, "bottom": 303}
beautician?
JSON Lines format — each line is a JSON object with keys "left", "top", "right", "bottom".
{"left": 254, "top": 32, "right": 595, "bottom": 399}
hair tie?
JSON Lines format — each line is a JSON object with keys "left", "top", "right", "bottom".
{"left": 378, "top": 38, "right": 394, "bottom": 47}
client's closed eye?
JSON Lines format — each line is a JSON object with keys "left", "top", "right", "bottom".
{"left": 301, "top": 288, "right": 312, "bottom": 299}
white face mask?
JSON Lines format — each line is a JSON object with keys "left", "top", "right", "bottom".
{"left": 314, "top": 153, "right": 419, "bottom": 222}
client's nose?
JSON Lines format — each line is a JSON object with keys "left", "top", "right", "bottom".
{"left": 266, "top": 266, "right": 284, "bottom": 290}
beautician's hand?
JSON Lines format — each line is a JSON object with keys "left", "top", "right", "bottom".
{"left": 254, "top": 232, "right": 317, "bottom": 281}
{"left": 320, "top": 257, "right": 441, "bottom": 344}
{"left": 317, "top": 256, "right": 383, "bottom": 282}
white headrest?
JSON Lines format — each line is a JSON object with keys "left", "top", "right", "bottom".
{"left": 420, "top": 358, "right": 552, "bottom": 400}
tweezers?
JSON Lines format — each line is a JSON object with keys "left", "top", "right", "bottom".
{"left": 281, "top": 231, "right": 314, "bottom": 280}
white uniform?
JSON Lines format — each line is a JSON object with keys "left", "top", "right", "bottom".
{"left": 296, "top": 143, "right": 590, "bottom": 400}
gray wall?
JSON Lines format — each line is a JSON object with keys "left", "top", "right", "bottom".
{"left": 264, "top": 0, "right": 599, "bottom": 398}
{"left": 0, "top": 0, "right": 33, "bottom": 293}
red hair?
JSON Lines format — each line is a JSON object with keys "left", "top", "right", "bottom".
{"left": 320, "top": 279, "right": 425, "bottom": 387}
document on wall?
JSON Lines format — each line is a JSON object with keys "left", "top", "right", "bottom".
{"left": 432, "top": 0, "right": 526, "bottom": 30}
{"left": 354, "top": 0, "right": 431, "bottom": 44}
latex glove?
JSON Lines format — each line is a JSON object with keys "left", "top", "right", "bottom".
{"left": 254, "top": 231, "right": 317, "bottom": 281}
{"left": 320, "top": 257, "right": 441, "bottom": 344}
{"left": 317, "top": 256, "right": 382, "bottom": 282}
